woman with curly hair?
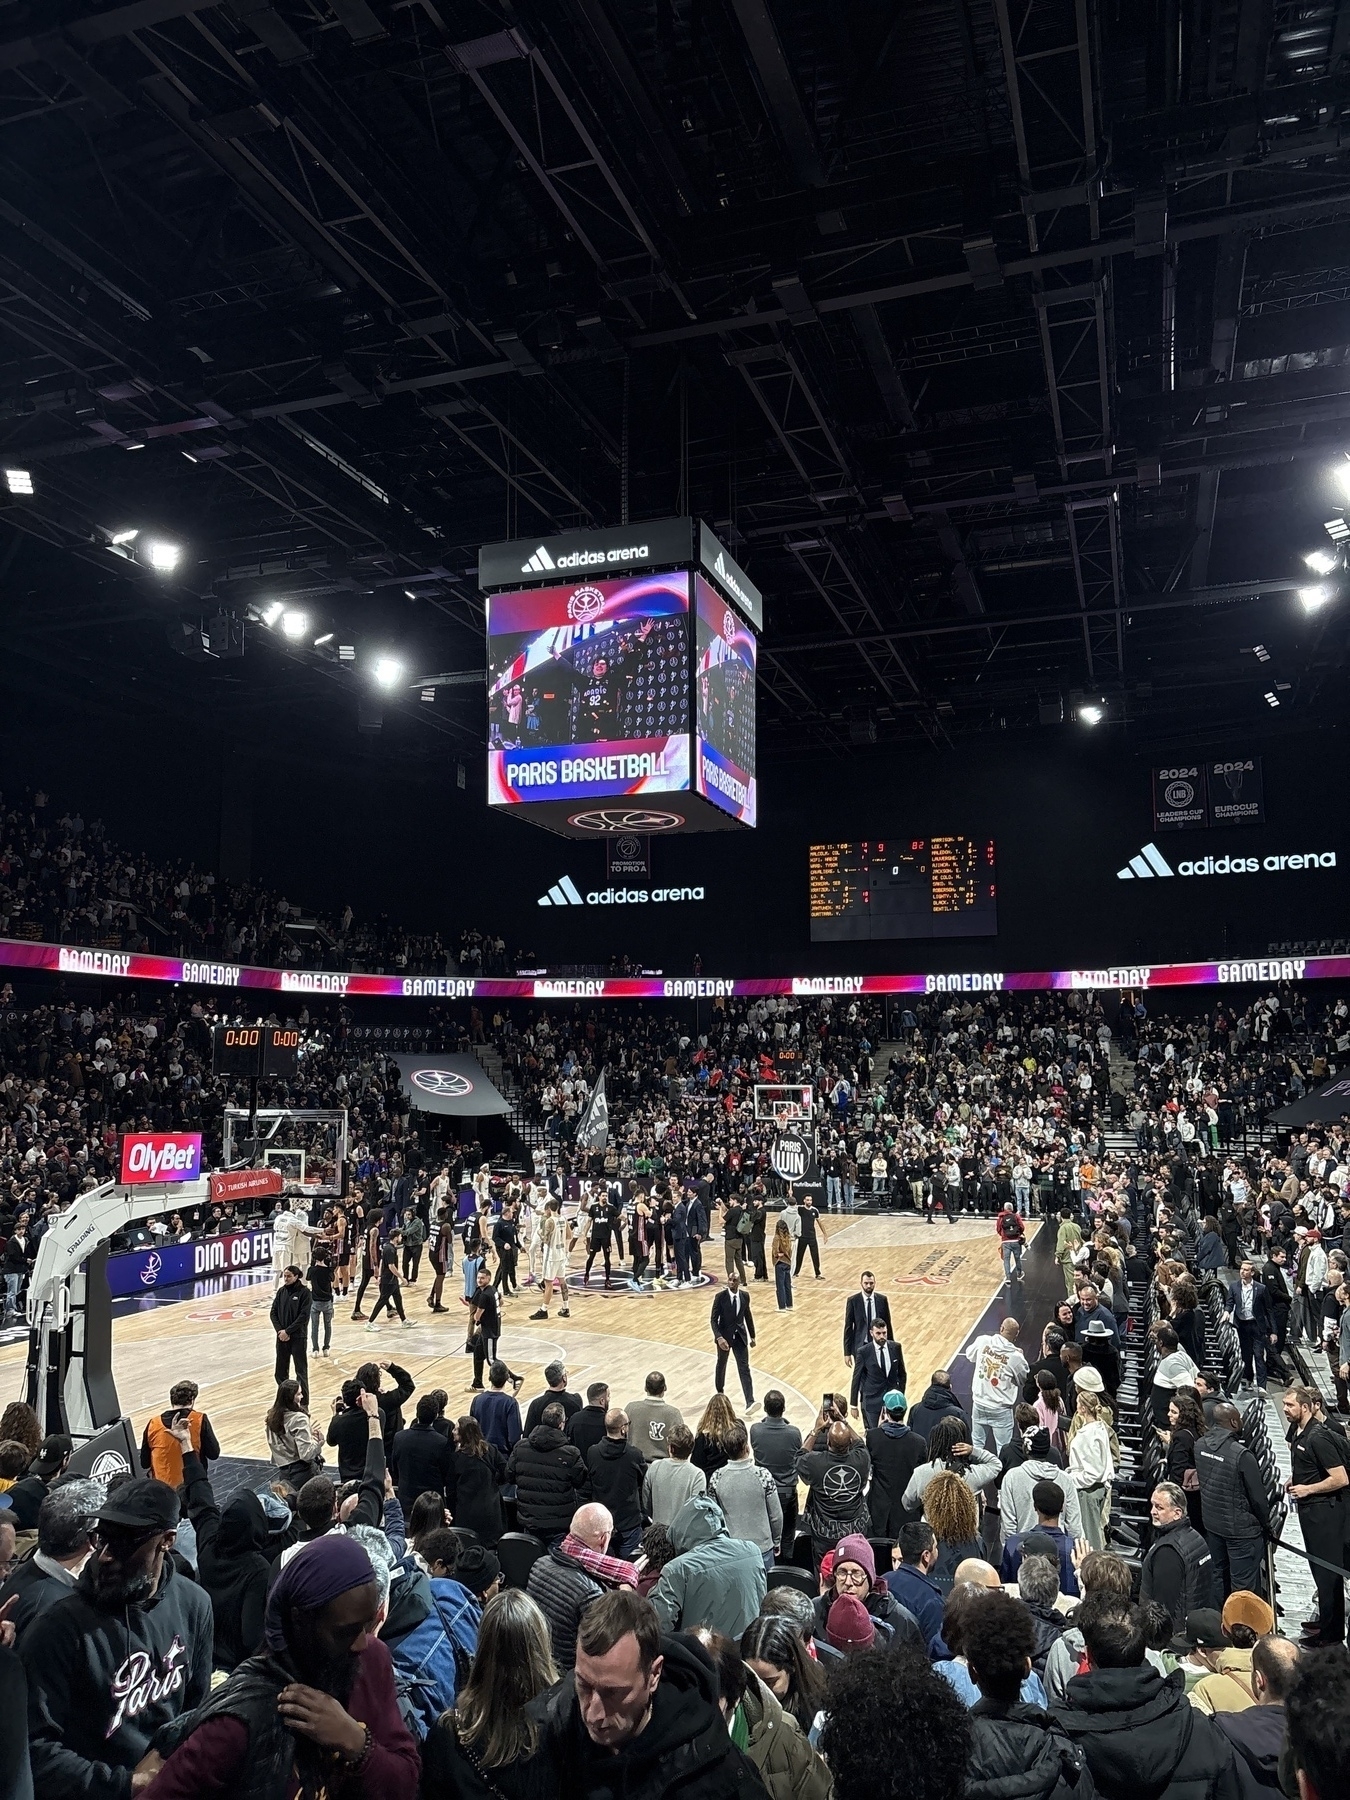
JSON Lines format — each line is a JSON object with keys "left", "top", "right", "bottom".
{"left": 923, "top": 1470, "right": 983, "bottom": 1593}
{"left": 692, "top": 1392, "right": 738, "bottom": 1479}
{"left": 1163, "top": 1389, "right": 1207, "bottom": 1531}
{"left": 0, "top": 1400, "right": 41, "bottom": 1460}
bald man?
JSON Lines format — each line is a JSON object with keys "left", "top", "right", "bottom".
{"left": 953, "top": 1557, "right": 1002, "bottom": 1590}
{"left": 585, "top": 1409, "right": 646, "bottom": 1559}
{"left": 526, "top": 1502, "right": 638, "bottom": 1672}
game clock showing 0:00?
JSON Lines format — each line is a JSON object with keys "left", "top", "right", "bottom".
{"left": 211, "top": 1024, "right": 302, "bottom": 1078}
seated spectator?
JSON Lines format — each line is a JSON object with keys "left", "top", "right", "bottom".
{"left": 0, "top": 1477, "right": 99, "bottom": 1640}
{"left": 818, "top": 1646, "right": 972, "bottom": 1800}
{"left": 1172, "top": 1593, "right": 1274, "bottom": 1713}
{"left": 420, "top": 1589, "right": 558, "bottom": 1800}
{"left": 5, "top": 1434, "right": 71, "bottom": 1531}
{"left": 883, "top": 1521, "right": 946, "bottom": 1649}
{"left": 21, "top": 1478, "right": 214, "bottom": 1800}
{"left": 1016, "top": 1554, "right": 1067, "bottom": 1678}
{"left": 648, "top": 1494, "right": 767, "bottom": 1641}
{"left": 642, "top": 1424, "right": 707, "bottom": 1527}
{"left": 139, "top": 1381, "right": 220, "bottom": 1487}
{"left": 961, "top": 1588, "right": 1095, "bottom": 1800}
{"left": 1000, "top": 1481, "right": 1082, "bottom": 1597}
{"left": 530, "top": 1589, "right": 757, "bottom": 1800}
{"left": 504, "top": 1401, "right": 588, "bottom": 1547}
{"left": 923, "top": 1471, "right": 984, "bottom": 1593}
{"left": 373, "top": 1528, "right": 492, "bottom": 1738}
{"left": 1211, "top": 1635, "right": 1299, "bottom": 1794}
{"left": 812, "top": 1534, "right": 922, "bottom": 1650}
{"left": 146, "top": 1536, "right": 419, "bottom": 1800}
{"left": 1284, "top": 1642, "right": 1350, "bottom": 1800}
{"left": 740, "top": 1612, "right": 829, "bottom": 1736}
{"left": 1052, "top": 1597, "right": 1241, "bottom": 1799}
{"left": 935, "top": 1581, "right": 1050, "bottom": 1708}
{"left": 692, "top": 1627, "right": 832, "bottom": 1800}
{"left": 0, "top": 1404, "right": 41, "bottom": 1465}
{"left": 0, "top": 1441, "right": 30, "bottom": 1493}
{"left": 526, "top": 1502, "right": 636, "bottom": 1673}
{"left": 824, "top": 1595, "right": 876, "bottom": 1655}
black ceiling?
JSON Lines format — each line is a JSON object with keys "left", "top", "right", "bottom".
{"left": 2, "top": 0, "right": 1349, "bottom": 764}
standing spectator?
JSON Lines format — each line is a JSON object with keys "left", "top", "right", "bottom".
{"left": 449, "top": 1416, "right": 506, "bottom": 1544}
{"left": 883, "top": 1522, "right": 946, "bottom": 1648}
{"left": 908, "top": 1371, "right": 970, "bottom": 1444}
{"left": 1139, "top": 1482, "right": 1213, "bottom": 1625}
{"left": 796, "top": 1415, "right": 872, "bottom": 1565}
{"left": 642, "top": 1426, "right": 706, "bottom": 1528}
{"left": 1208, "top": 1634, "right": 1297, "bottom": 1793}
{"left": 648, "top": 1495, "right": 767, "bottom": 1641}
{"left": 964, "top": 1319, "right": 1030, "bottom": 1454}
{"left": 566, "top": 1383, "right": 611, "bottom": 1459}
{"left": 505, "top": 1402, "right": 588, "bottom": 1546}
{"left": 306, "top": 1243, "right": 335, "bottom": 1358}
{"left": 819, "top": 1648, "right": 972, "bottom": 1800}
{"left": 586, "top": 1411, "right": 647, "bottom": 1561}
{"left": 866, "top": 1390, "right": 926, "bottom": 1538}
{"left": 623, "top": 1373, "right": 684, "bottom": 1462}
{"left": 21, "top": 1479, "right": 214, "bottom": 1800}
{"left": 1225, "top": 1261, "right": 1276, "bottom": 1392}
{"left": 1195, "top": 1403, "right": 1271, "bottom": 1605}
{"left": 692, "top": 1626, "right": 832, "bottom": 1800}
{"left": 1067, "top": 1391, "right": 1115, "bottom": 1555}
{"left": 962, "top": 1590, "right": 1094, "bottom": 1800}
{"left": 470, "top": 1362, "right": 523, "bottom": 1458}
{"left": 525, "top": 1363, "right": 583, "bottom": 1436}
{"left": 269, "top": 1268, "right": 313, "bottom": 1407}
{"left": 739, "top": 1613, "right": 829, "bottom": 1737}
{"left": 139, "top": 1383, "right": 219, "bottom": 1489}
{"left": 995, "top": 1203, "right": 1027, "bottom": 1284}
{"left": 925, "top": 1472, "right": 985, "bottom": 1593}
{"left": 771, "top": 1216, "right": 793, "bottom": 1311}
{"left": 400, "top": 1208, "right": 426, "bottom": 1284}
{"left": 751, "top": 1391, "right": 802, "bottom": 1552}
{"left": 390, "top": 1395, "right": 454, "bottom": 1515}
{"left": 328, "top": 1362, "right": 415, "bottom": 1479}
{"left": 691, "top": 1394, "right": 737, "bottom": 1481}
{"left": 710, "top": 1422, "right": 782, "bottom": 1569}
{"left": 264, "top": 1379, "right": 324, "bottom": 1487}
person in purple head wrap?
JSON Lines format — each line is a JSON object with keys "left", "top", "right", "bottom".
{"left": 141, "top": 1534, "right": 419, "bottom": 1800}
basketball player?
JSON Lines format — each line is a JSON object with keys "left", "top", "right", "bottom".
{"left": 529, "top": 1197, "right": 573, "bottom": 1320}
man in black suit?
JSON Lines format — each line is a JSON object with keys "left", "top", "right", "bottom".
{"left": 710, "top": 1268, "right": 756, "bottom": 1409}
{"left": 843, "top": 1270, "right": 893, "bottom": 1362}
{"left": 850, "top": 1318, "right": 906, "bottom": 1429}
{"left": 1227, "top": 1259, "right": 1277, "bottom": 1390}
{"left": 1263, "top": 1246, "right": 1296, "bottom": 1378}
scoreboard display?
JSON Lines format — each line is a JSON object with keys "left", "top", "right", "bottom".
{"left": 809, "top": 837, "right": 997, "bottom": 942}
{"left": 211, "top": 1025, "right": 302, "bottom": 1078}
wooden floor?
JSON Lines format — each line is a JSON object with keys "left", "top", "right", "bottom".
{"left": 0, "top": 1215, "right": 1018, "bottom": 1459}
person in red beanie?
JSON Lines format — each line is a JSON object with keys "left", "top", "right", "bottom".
{"left": 826, "top": 1595, "right": 876, "bottom": 1654}
{"left": 812, "top": 1533, "right": 922, "bottom": 1649}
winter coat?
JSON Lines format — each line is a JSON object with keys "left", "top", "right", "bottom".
{"left": 585, "top": 1435, "right": 647, "bottom": 1534}
{"left": 811, "top": 1585, "right": 923, "bottom": 1651}
{"left": 865, "top": 1421, "right": 928, "bottom": 1534}
{"left": 966, "top": 1699, "right": 1099, "bottom": 1800}
{"left": 505, "top": 1425, "right": 589, "bottom": 1541}
{"left": 390, "top": 1420, "right": 454, "bottom": 1512}
{"left": 1210, "top": 1705, "right": 1284, "bottom": 1794}
{"left": 650, "top": 1496, "right": 767, "bottom": 1641}
{"left": 526, "top": 1546, "right": 603, "bottom": 1673}
{"left": 1053, "top": 1665, "right": 1243, "bottom": 1800}
{"left": 530, "top": 1630, "right": 765, "bottom": 1800}
{"left": 738, "top": 1670, "right": 833, "bottom": 1800}
{"left": 908, "top": 1383, "right": 970, "bottom": 1444}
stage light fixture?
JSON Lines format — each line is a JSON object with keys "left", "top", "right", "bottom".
{"left": 111, "top": 528, "right": 139, "bottom": 545}
{"left": 4, "top": 469, "right": 32, "bottom": 495}
{"left": 261, "top": 600, "right": 284, "bottom": 627}
{"left": 144, "top": 538, "right": 181, "bottom": 574}
{"left": 313, "top": 632, "right": 334, "bottom": 646}
{"left": 372, "top": 656, "right": 405, "bottom": 689}
{"left": 1078, "top": 703, "right": 1103, "bottom": 725}
{"left": 1264, "top": 690, "right": 1280, "bottom": 706}
{"left": 281, "top": 609, "right": 309, "bottom": 640}
{"left": 1304, "top": 549, "right": 1338, "bottom": 575}
{"left": 338, "top": 644, "right": 356, "bottom": 661}
{"left": 1297, "top": 583, "right": 1334, "bottom": 611}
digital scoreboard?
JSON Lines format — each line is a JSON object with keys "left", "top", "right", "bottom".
{"left": 211, "top": 1024, "right": 302, "bottom": 1078}
{"left": 809, "top": 837, "right": 997, "bottom": 942}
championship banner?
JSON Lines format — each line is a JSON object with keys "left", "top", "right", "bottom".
{"left": 1152, "top": 765, "right": 1207, "bottom": 831}
{"left": 1207, "top": 757, "right": 1264, "bottom": 827}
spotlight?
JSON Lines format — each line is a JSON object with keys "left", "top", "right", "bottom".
{"left": 338, "top": 645, "right": 356, "bottom": 661}
{"left": 280, "top": 609, "right": 309, "bottom": 640}
{"left": 4, "top": 469, "right": 32, "bottom": 495}
{"left": 372, "top": 656, "right": 405, "bottom": 689}
{"left": 313, "top": 632, "right": 334, "bottom": 647}
{"left": 1077, "top": 704, "right": 1103, "bottom": 725}
{"left": 1304, "top": 550, "right": 1338, "bottom": 575}
{"left": 1250, "top": 644, "right": 1271, "bottom": 662}
{"left": 261, "top": 600, "right": 284, "bottom": 627}
{"left": 1264, "top": 691, "right": 1280, "bottom": 707}
{"left": 144, "top": 538, "right": 181, "bottom": 574}
{"left": 1297, "top": 583, "right": 1334, "bottom": 612}
{"left": 110, "top": 528, "right": 139, "bottom": 545}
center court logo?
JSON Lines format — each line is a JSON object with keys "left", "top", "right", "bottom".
{"left": 1118, "top": 841, "right": 1338, "bottom": 880}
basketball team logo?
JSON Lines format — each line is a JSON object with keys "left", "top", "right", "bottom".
{"left": 1164, "top": 777, "right": 1195, "bottom": 810}
{"left": 567, "top": 585, "right": 605, "bottom": 623}
{"left": 770, "top": 1134, "right": 811, "bottom": 1182}
{"left": 412, "top": 1068, "right": 474, "bottom": 1098}
{"left": 568, "top": 807, "right": 684, "bottom": 833}
{"left": 139, "top": 1251, "right": 162, "bottom": 1287}
{"left": 615, "top": 835, "right": 642, "bottom": 861}
{"left": 91, "top": 1449, "right": 131, "bottom": 1484}
{"left": 723, "top": 609, "right": 737, "bottom": 644}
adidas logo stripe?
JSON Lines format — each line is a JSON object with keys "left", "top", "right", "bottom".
{"left": 1116, "top": 842, "right": 1175, "bottom": 881}
{"left": 537, "top": 874, "right": 584, "bottom": 907}
{"left": 522, "top": 546, "right": 555, "bottom": 573}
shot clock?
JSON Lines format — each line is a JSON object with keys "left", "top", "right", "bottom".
{"left": 211, "top": 1024, "right": 302, "bottom": 1078}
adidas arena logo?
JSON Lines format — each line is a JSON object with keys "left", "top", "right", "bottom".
{"left": 522, "top": 546, "right": 555, "bottom": 573}
{"left": 538, "top": 876, "right": 704, "bottom": 907}
{"left": 521, "top": 543, "right": 650, "bottom": 574}
{"left": 1118, "top": 842, "right": 1338, "bottom": 880}
{"left": 713, "top": 550, "right": 752, "bottom": 611}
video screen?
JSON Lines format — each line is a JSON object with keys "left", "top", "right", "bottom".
{"left": 693, "top": 575, "right": 757, "bottom": 827}
{"left": 486, "top": 573, "right": 691, "bottom": 806}
{"left": 809, "top": 837, "right": 997, "bottom": 941}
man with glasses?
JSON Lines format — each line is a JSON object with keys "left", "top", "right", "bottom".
{"left": 20, "top": 1478, "right": 213, "bottom": 1800}
{"left": 0, "top": 1478, "right": 101, "bottom": 1640}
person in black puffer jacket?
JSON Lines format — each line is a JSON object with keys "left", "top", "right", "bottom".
{"left": 1052, "top": 1598, "right": 1241, "bottom": 1800}
{"left": 505, "top": 1405, "right": 589, "bottom": 1544}
{"left": 962, "top": 1589, "right": 1097, "bottom": 1800}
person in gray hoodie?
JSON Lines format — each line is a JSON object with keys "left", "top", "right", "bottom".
{"left": 649, "top": 1495, "right": 767, "bottom": 1640}
{"left": 643, "top": 1425, "right": 707, "bottom": 1526}
{"left": 709, "top": 1422, "right": 782, "bottom": 1568}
